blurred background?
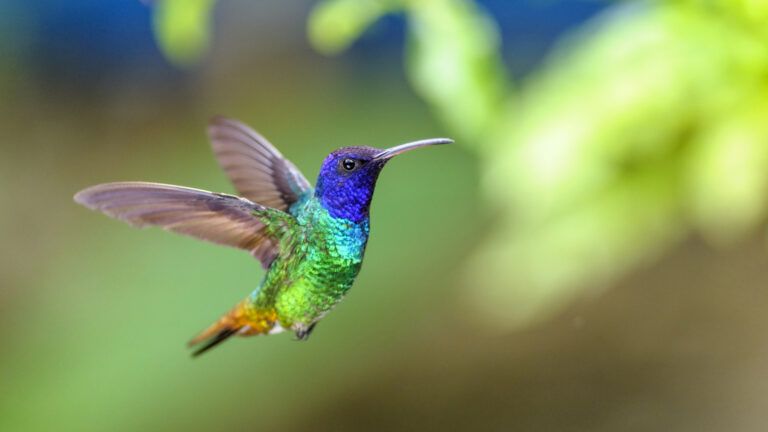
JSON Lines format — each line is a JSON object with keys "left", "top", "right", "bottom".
{"left": 2, "top": 0, "right": 768, "bottom": 430}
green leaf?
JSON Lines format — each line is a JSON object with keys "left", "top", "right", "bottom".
{"left": 467, "top": 160, "right": 683, "bottom": 328}
{"left": 467, "top": 2, "right": 768, "bottom": 327}
{"left": 308, "top": 0, "right": 401, "bottom": 55}
{"left": 404, "top": 0, "right": 508, "bottom": 144}
{"left": 686, "top": 100, "right": 768, "bottom": 244}
{"left": 152, "top": 0, "right": 216, "bottom": 67}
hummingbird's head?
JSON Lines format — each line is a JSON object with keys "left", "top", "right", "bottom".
{"left": 315, "top": 138, "right": 453, "bottom": 222}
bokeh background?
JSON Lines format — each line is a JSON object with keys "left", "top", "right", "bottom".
{"left": 3, "top": 0, "right": 768, "bottom": 430}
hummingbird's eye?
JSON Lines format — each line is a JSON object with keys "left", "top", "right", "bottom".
{"left": 341, "top": 158, "right": 358, "bottom": 172}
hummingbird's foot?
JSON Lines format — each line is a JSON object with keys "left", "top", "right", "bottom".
{"left": 295, "top": 322, "right": 318, "bottom": 341}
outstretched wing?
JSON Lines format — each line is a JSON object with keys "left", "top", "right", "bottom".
{"left": 208, "top": 116, "right": 312, "bottom": 211}
{"left": 74, "top": 182, "right": 293, "bottom": 268}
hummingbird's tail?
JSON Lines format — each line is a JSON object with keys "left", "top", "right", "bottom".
{"left": 188, "top": 302, "right": 278, "bottom": 357}
{"left": 188, "top": 311, "right": 242, "bottom": 357}
{"left": 189, "top": 327, "right": 240, "bottom": 357}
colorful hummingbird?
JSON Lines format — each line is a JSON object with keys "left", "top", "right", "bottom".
{"left": 74, "top": 117, "right": 452, "bottom": 356}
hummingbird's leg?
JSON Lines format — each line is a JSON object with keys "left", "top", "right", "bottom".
{"left": 295, "top": 322, "right": 318, "bottom": 341}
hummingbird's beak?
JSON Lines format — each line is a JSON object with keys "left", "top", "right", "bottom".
{"left": 373, "top": 138, "right": 454, "bottom": 161}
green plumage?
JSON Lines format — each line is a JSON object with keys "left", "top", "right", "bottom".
{"left": 73, "top": 116, "right": 451, "bottom": 355}
{"left": 249, "top": 197, "right": 369, "bottom": 333}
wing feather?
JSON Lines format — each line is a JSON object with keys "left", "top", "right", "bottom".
{"left": 208, "top": 117, "right": 312, "bottom": 211}
{"left": 74, "top": 182, "right": 291, "bottom": 268}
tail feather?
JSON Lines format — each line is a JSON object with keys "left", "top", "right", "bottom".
{"left": 191, "top": 328, "right": 240, "bottom": 357}
{"left": 187, "top": 303, "right": 278, "bottom": 357}
{"left": 188, "top": 307, "right": 243, "bottom": 357}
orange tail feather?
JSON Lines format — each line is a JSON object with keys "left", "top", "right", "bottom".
{"left": 188, "top": 302, "right": 277, "bottom": 357}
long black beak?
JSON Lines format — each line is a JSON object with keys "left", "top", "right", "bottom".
{"left": 373, "top": 138, "right": 453, "bottom": 161}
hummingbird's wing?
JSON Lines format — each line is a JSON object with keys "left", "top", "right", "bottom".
{"left": 74, "top": 182, "right": 294, "bottom": 268}
{"left": 207, "top": 116, "right": 312, "bottom": 211}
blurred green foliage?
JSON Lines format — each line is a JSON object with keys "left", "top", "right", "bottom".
{"left": 151, "top": 0, "right": 768, "bottom": 328}
{"left": 476, "top": 1, "right": 768, "bottom": 326}
{"left": 309, "top": 0, "right": 399, "bottom": 54}
{"left": 152, "top": 0, "right": 215, "bottom": 66}
{"left": 309, "top": 0, "right": 508, "bottom": 143}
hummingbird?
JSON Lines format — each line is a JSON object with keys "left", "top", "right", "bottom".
{"left": 74, "top": 117, "right": 452, "bottom": 356}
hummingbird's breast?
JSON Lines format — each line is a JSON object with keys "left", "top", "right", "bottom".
{"left": 273, "top": 198, "right": 370, "bottom": 326}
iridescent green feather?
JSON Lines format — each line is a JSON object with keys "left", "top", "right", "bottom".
{"left": 248, "top": 197, "right": 369, "bottom": 329}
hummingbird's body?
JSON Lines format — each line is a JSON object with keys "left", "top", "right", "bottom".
{"left": 213, "top": 198, "right": 369, "bottom": 342}
{"left": 74, "top": 117, "right": 451, "bottom": 355}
